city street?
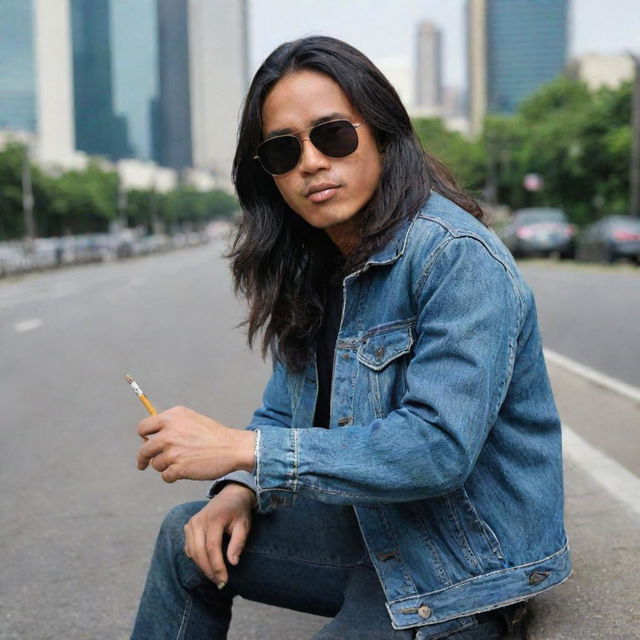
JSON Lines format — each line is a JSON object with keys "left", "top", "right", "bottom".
{"left": 0, "top": 240, "right": 638, "bottom": 639}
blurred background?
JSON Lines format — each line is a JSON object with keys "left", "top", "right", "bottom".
{"left": 0, "top": 1, "right": 639, "bottom": 639}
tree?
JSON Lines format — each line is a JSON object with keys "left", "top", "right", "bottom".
{"left": 413, "top": 118, "right": 486, "bottom": 194}
{"left": 480, "top": 76, "right": 632, "bottom": 225}
{"left": 0, "top": 143, "right": 54, "bottom": 240}
{"left": 48, "top": 163, "right": 118, "bottom": 235}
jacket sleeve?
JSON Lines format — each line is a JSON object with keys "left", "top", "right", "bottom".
{"left": 208, "top": 358, "right": 293, "bottom": 498}
{"left": 253, "top": 236, "right": 524, "bottom": 512}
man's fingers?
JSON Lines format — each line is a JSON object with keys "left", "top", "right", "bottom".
{"left": 189, "top": 519, "right": 216, "bottom": 582}
{"left": 160, "top": 464, "right": 181, "bottom": 484}
{"left": 183, "top": 521, "right": 193, "bottom": 559}
{"left": 205, "top": 525, "right": 228, "bottom": 588}
{"left": 137, "top": 414, "right": 164, "bottom": 439}
{"left": 227, "top": 518, "right": 251, "bottom": 566}
{"left": 136, "top": 435, "right": 165, "bottom": 470}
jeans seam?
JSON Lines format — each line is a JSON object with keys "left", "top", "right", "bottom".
{"left": 176, "top": 593, "right": 193, "bottom": 640}
{"left": 244, "top": 548, "right": 363, "bottom": 569}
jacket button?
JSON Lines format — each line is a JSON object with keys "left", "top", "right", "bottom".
{"left": 529, "top": 571, "right": 550, "bottom": 585}
{"left": 417, "top": 605, "right": 432, "bottom": 619}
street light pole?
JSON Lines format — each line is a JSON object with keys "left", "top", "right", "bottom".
{"left": 21, "top": 143, "right": 36, "bottom": 245}
{"left": 631, "top": 54, "right": 640, "bottom": 217}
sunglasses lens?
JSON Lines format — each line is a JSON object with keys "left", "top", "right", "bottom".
{"left": 256, "top": 120, "right": 361, "bottom": 175}
{"left": 311, "top": 120, "right": 359, "bottom": 158}
{"left": 258, "top": 135, "right": 300, "bottom": 175}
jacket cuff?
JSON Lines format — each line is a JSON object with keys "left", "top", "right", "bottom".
{"left": 207, "top": 470, "right": 257, "bottom": 499}
{"left": 254, "top": 427, "right": 299, "bottom": 512}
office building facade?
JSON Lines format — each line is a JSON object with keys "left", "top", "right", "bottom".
{"left": 71, "top": 0, "right": 131, "bottom": 160}
{"left": 111, "top": 0, "right": 158, "bottom": 161}
{"left": 155, "top": 0, "right": 193, "bottom": 169}
{"left": 0, "top": 0, "right": 75, "bottom": 164}
{"left": 0, "top": 0, "right": 37, "bottom": 132}
{"left": 467, "top": 0, "right": 569, "bottom": 135}
{"left": 415, "top": 21, "right": 443, "bottom": 114}
{"left": 189, "top": 0, "right": 249, "bottom": 180}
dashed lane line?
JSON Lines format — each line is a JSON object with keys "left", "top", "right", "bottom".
{"left": 14, "top": 318, "right": 43, "bottom": 333}
{"left": 544, "top": 348, "right": 640, "bottom": 404}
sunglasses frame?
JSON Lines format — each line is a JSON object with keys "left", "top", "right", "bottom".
{"left": 253, "top": 119, "right": 367, "bottom": 175}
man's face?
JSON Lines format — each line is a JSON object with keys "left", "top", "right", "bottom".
{"left": 260, "top": 69, "right": 383, "bottom": 253}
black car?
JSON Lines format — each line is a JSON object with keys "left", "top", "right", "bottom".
{"left": 576, "top": 215, "right": 640, "bottom": 265}
{"left": 500, "top": 208, "right": 576, "bottom": 259}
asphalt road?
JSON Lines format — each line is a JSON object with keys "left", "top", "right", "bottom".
{"left": 518, "top": 259, "right": 640, "bottom": 387}
{"left": 0, "top": 244, "right": 638, "bottom": 639}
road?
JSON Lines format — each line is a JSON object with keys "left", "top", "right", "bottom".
{"left": 519, "top": 260, "right": 640, "bottom": 387}
{"left": 0, "top": 245, "right": 638, "bottom": 639}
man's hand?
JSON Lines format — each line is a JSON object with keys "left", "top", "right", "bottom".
{"left": 184, "top": 483, "right": 256, "bottom": 589}
{"left": 136, "top": 406, "right": 256, "bottom": 483}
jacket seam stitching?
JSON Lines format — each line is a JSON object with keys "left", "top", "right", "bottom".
{"left": 388, "top": 543, "right": 570, "bottom": 605}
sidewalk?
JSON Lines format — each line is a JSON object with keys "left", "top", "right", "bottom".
{"left": 526, "top": 458, "right": 640, "bottom": 640}
{"left": 225, "top": 456, "right": 640, "bottom": 639}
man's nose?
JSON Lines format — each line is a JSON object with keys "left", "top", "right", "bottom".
{"left": 298, "top": 138, "right": 330, "bottom": 173}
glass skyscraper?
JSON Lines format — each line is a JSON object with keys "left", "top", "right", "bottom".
{"left": 111, "top": 0, "right": 158, "bottom": 161}
{"left": 0, "top": 0, "right": 36, "bottom": 131}
{"left": 155, "top": 0, "right": 192, "bottom": 169}
{"left": 486, "top": 0, "right": 568, "bottom": 114}
{"left": 467, "top": 0, "right": 569, "bottom": 135}
{"left": 71, "top": 0, "right": 131, "bottom": 160}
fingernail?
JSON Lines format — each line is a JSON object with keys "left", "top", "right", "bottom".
{"left": 217, "top": 581, "right": 226, "bottom": 590}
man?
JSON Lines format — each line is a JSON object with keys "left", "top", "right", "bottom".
{"left": 131, "top": 37, "right": 570, "bottom": 639}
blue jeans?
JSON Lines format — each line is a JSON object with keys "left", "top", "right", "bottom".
{"left": 131, "top": 499, "right": 516, "bottom": 639}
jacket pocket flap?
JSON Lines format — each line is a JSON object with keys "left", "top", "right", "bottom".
{"left": 357, "top": 325, "right": 414, "bottom": 371}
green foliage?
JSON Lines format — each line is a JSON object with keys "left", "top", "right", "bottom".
{"left": 0, "top": 143, "right": 53, "bottom": 239}
{"left": 413, "top": 118, "right": 486, "bottom": 192}
{"left": 482, "top": 76, "right": 633, "bottom": 225}
{"left": 48, "top": 163, "right": 118, "bottom": 235}
{"left": 412, "top": 76, "right": 633, "bottom": 227}
{"left": 0, "top": 143, "right": 238, "bottom": 240}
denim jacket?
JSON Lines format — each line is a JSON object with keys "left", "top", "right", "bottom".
{"left": 213, "top": 191, "right": 571, "bottom": 636}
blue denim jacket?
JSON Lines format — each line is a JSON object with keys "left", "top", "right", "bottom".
{"left": 214, "top": 191, "right": 571, "bottom": 635}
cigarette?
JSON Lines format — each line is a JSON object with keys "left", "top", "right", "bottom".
{"left": 124, "top": 374, "right": 157, "bottom": 440}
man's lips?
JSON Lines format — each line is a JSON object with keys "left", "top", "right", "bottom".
{"left": 305, "top": 183, "right": 341, "bottom": 203}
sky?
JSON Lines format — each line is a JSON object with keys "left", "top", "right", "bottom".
{"left": 249, "top": 0, "right": 640, "bottom": 89}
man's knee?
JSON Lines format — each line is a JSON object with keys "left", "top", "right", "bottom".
{"left": 158, "top": 501, "right": 207, "bottom": 548}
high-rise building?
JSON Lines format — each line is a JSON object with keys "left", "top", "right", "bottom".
{"left": 0, "top": 0, "right": 75, "bottom": 164}
{"left": 154, "top": 0, "right": 249, "bottom": 179}
{"left": 71, "top": 0, "right": 131, "bottom": 160}
{"left": 567, "top": 53, "right": 635, "bottom": 92}
{"left": 0, "top": 0, "right": 37, "bottom": 132}
{"left": 415, "top": 21, "right": 443, "bottom": 114}
{"left": 155, "top": 0, "right": 193, "bottom": 169}
{"left": 189, "top": 0, "right": 249, "bottom": 180}
{"left": 467, "top": 0, "right": 569, "bottom": 135}
{"left": 111, "top": 0, "right": 158, "bottom": 161}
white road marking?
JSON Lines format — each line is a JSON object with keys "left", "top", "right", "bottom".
{"left": 562, "top": 424, "right": 640, "bottom": 520}
{"left": 14, "top": 318, "right": 43, "bottom": 333}
{"left": 544, "top": 348, "right": 640, "bottom": 404}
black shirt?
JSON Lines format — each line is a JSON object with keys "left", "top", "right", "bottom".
{"left": 313, "top": 250, "right": 344, "bottom": 428}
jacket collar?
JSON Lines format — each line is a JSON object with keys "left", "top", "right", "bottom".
{"left": 363, "top": 211, "right": 418, "bottom": 267}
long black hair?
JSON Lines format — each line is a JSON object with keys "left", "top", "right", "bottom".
{"left": 227, "top": 36, "right": 484, "bottom": 372}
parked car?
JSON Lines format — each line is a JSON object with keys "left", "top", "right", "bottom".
{"left": 576, "top": 215, "right": 640, "bottom": 265}
{"left": 0, "top": 243, "right": 29, "bottom": 277}
{"left": 500, "top": 208, "right": 576, "bottom": 259}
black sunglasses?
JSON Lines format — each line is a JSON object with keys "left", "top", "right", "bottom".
{"left": 254, "top": 119, "right": 366, "bottom": 175}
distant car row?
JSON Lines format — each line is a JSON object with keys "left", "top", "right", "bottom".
{"left": 498, "top": 208, "right": 640, "bottom": 265}
{"left": 0, "top": 229, "right": 212, "bottom": 278}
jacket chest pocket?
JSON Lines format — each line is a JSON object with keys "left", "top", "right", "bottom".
{"left": 356, "top": 322, "right": 415, "bottom": 418}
